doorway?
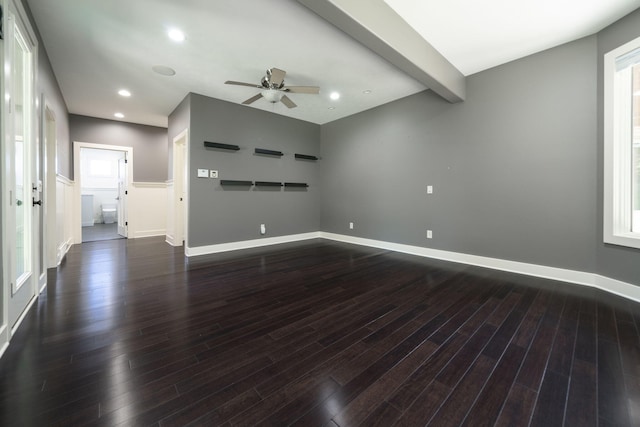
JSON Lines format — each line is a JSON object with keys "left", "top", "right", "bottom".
{"left": 73, "top": 142, "right": 133, "bottom": 244}
{"left": 43, "top": 101, "right": 58, "bottom": 268}
{"left": 170, "top": 129, "right": 188, "bottom": 247}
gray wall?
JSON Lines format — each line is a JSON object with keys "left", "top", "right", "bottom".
{"left": 596, "top": 9, "right": 640, "bottom": 285}
{"left": 22, "top": 0, "right": 71, "bottom": 178}
{"left": 167, "top": 93, "right": 191, "bottom": 178}
{"left": 321, "top": 36, "right": 599, "bottom": 275}
{"left": 185, "top": 93, "right": 321, "bottom": 247}
{"left": 38, "top": 49, "right": 71, "bottom": 179}
{"left": 69, "top": 114, "right": 168, "bottom": 182}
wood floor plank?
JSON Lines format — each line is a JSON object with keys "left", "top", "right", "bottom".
{"left": 460, "top": 344, "right": 527, "bottom": 427}
{"left": 529, "top": 369, "right": 569, "bottom": 427}
{"left": 494, "top": 383, "right": 537, "bottom": 427}
{"left": 565, "top": 359, "right": 597, "bottom": 427}
{"left": 331, "top": 337, "right": 439, "bottom": 426}
{"left": 426, "top": 354, "right": 496, "bottom": 426}
{"left": 0, "top": 237, "right": 638, "bottom": 426}
{"left": 598, "top": 337, "right": 631, "bottom": 426}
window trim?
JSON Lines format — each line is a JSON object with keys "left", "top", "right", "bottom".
{"left": 604, "top": 36, "right": 640, "bottom": 249}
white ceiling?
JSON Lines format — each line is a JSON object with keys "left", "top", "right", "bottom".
{"left": 385, "top": 0, "right": 640, "bottom": 76}
{"left": 26, "top": 0, "right": 640, "bottom": 128}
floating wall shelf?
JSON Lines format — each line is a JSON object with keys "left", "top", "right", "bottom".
{"left": 204, "top": 141, "right": 240, "bottom": 151}
{"left": 294, "top": 154, "right": 318, "bottom": 161}
{"left": 284, "top": 182, "right": 309, "bottom": 188}
{"left": 255, "top": 148, "right": 284, "bottom": 157}
{"left": 254, "top": 181, "right": 283, "bottom": 187}
{"left": 220, "top": 180, "right": 253, "bottom": 186}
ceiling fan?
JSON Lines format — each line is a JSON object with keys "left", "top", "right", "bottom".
{"left": 225, "top": 68, "right": 320, "bottom": 109}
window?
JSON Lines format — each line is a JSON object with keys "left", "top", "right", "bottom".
{"left": 604, "top": 36, "right": 640, "bottom": 249}
{"left": 89, "top": 159, "right": 115, "bottom": 177}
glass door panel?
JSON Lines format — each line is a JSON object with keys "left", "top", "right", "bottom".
{"left": 13, "top": 24, "right": 32, "bottom": 292}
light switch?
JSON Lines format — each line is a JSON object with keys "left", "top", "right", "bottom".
{"left": 427, "top": 185, "right": 433, "bottom": 194}
{"left": 197, "top": 169, "right": 209, "bottom": 178}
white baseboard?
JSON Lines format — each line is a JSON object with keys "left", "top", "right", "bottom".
{"left": 0, "top": 325, "right": 8, "bottom": 360}
{"left": 319, "top": 232, "right": 640, "bottom": 304}
{"left": 133, "top": 229, "right": 166, "bottom": 239}
{"left": 185, "top": 232, "right": 321, "bottom": 257}
{"left": 10, "top": 295, "right": 39, "bottom": 337}
{"left": 57, "top": 238, "right": 72, "bottom": 266}
{"left": 594, "top": 274, "right": 640, "bottom": 303}
{"left": 166, "top": 234, "right": 177, "bottom": 246}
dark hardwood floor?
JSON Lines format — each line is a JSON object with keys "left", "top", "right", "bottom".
{"left": 1, "top": 237, "right": 639, "bottom": 426}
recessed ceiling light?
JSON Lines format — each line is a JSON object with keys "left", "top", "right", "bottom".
{"left": 330, "top": 92, "right": 340, "bottom": 100}
{"left": 118, "top": 89, "right": 131, "bottom": 97}
{"left": 152, "top": 65, "right": 176, "bottom": 76}
{"left": 114, "top": 112, "right": 124, "bottom": 119}
{"left": 363, "top": 90, "right": 372, "bottom": 94}
{"left": 328, "top": 107, "right": 335, "bottom": 110}
{"left": 168, "top": 28, "right": 185, "bottom": 42}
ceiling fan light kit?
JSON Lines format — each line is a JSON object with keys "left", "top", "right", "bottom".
{"left": 261, "top": 89, "right": 283, "bottom": 103}
{"left": 225, "top": 67, "right": 320, "bottom": 109}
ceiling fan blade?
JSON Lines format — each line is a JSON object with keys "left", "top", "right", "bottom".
{"left": 284, "top": 86, "right": 320, "bottom": 94}
{"left": 269, "top": 68, "right": 286, "bottom": 87}
{"left": 242, "top": 93, "right": 263, "bottom": 105}
{"left": 280, "top": 95, "right": 297, "bottom": 109}
{"left": 225, "top": 80, "right": 262, "bottom": 88}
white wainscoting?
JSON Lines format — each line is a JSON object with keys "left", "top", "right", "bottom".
{"left": 56, "top": 174, "right": 74, "bottom": 264}
{"left": 129, "top": 182, "right": 168, "bottom": 238}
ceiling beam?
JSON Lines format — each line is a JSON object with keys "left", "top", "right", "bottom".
{"left": 297, "top": 0, "right": 466, "bottom": 103}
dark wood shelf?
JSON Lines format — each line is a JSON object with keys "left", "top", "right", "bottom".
{"left": 255, "top": 148, "right": 284, "bottom": 157}
{"left": 294, "top": 153, "right": 318, "bottom": 161}
{"left": 284, "top": 182, "right": 309, "bottom": 188}
{"left": 204, "top": 141, "right": 240, "bottom": 151}
{"left": 220, "top": 180, "right": 253, "bottom": 186}
{"left": 254, "top": 181, "right": 283, "bottom": 187}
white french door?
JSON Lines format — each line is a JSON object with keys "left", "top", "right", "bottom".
{"left": 3, "top": 0, "right": 40, "bottom": 331}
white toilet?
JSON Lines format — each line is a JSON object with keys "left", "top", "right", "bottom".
{"left": 102, "top": 204, "right": 117, "bottom": 224}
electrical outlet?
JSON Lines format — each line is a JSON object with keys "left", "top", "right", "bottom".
{"left": 427, "top": 185, "right": 433, "bottom": 194}
{"left": 260, "top": 224, "right": 266, "bottom": 235}
{"left": 349, "top": 222, "right": 354, "bottom": 230}
{"left": 427, "top": 230, "right": 433, "bottom": 239}
{"left": 210, "top": 170, "right": 218, "bottom": 178}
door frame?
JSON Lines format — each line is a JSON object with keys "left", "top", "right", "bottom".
{"left": 42, "top": 98, "right": 58, "bottom": 269}
{"left": 116, "top": 156, "right": 127, "bottom": 238}
{"left": 73, "top": 142, "right": 133, "bottom": 244}
{"left": 171, "top": 128, "right": 189, "bottom": 247}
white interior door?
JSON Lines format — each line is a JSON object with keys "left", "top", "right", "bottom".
{"left": 174, "top": 138, "right": 185, "bottom": 245}
{"left": 4, "top": 0, "right": 39, "bottom": 330}
{"left": 117, "top": 156, "right": 127, "bottom": 237}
